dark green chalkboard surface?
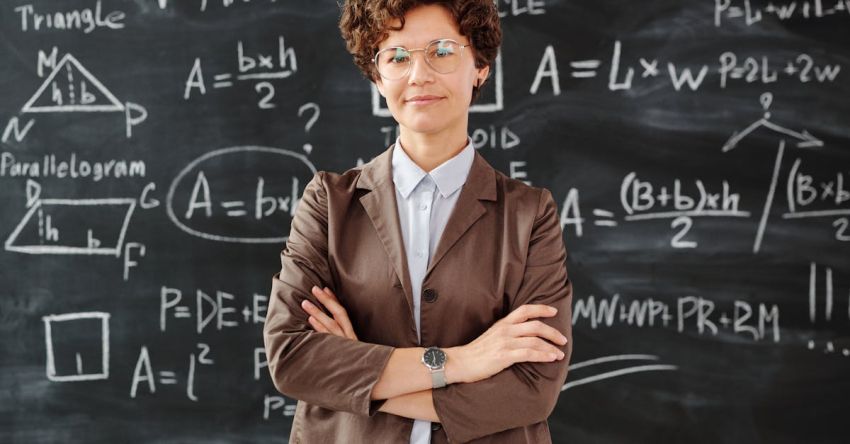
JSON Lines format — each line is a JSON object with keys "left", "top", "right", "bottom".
{"left": 1, "top": 0, "right": 849, "bottom": 443}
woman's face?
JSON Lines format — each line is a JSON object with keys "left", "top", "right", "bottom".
{"left": 374, "top": 4, "right": 489, "bottom": 137}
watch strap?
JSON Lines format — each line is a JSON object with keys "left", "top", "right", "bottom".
{"left": 431, "top": 368, "right": 447, "bottom": 389}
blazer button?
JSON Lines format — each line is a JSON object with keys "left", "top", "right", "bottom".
{"left": 431, "top": 423, "right": 442, "bottom": 431}
{"left": 422, "top": 288, "right": 438, "bottom": 303}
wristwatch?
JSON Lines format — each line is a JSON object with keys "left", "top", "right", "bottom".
{"left": 422, "top": 347, "right": 447, "bottom": 388}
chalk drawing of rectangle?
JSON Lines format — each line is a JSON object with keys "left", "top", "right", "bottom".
{"left": 371, "top": 50, "right": 504, "bottom": 117}
{"left": 43, "top": 312, "right": 110, "bottom": 382}
{"left": 5, "top": 198, "right": 136, "bottom": 256}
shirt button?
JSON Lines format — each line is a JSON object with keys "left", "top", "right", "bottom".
{"left": 419, "top": 203, "right": 428, "bottom": 210}
{"left": 431, "top": 423, "right": 442, "bottom": 431}
{"left": 415, "top": 250, "right": 424, "bottom": 257}
{"left": 422, "top": 288, "right": 438, "bottom": 303}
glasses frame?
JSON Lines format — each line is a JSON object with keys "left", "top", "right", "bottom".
{"left": 372, "top": 38, "right": 471, "bottom": 80}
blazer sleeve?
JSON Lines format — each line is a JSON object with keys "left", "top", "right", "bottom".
{"left": 432, "top": 188, "right": 573, "bottom": 443}
{"left": 263, "top": 171, "right": 396, "bottom": 417}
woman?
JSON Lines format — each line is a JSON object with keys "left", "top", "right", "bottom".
{"left": 263, "top": 1, "right": 573, "bottom": 443}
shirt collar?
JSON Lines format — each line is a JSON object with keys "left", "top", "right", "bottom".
{"left": 391, "top": 136, "right": 475, "bottom": 199}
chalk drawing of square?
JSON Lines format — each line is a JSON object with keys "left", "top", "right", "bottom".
{"left": 371, "top": 50, "right": 504, "bottom": 117}
{"left": 43, "top": 312, "right": 110, "bottom": 382}
{"left": 5, "top": 198, "right": 136, "bottom": 256}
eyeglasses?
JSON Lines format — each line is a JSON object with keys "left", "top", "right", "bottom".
{"left": 373, "top": 38, "right": 470, "bottom": 80}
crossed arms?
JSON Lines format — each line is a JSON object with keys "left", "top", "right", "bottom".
{"left": 263, "top": 172, "right": 573, "bottom": 443}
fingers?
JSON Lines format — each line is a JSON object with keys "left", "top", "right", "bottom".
{"left": 307, "top": 315, "right": 330, "bottom": 333}
{"left": 504, "top": 304, "right": 558, "bottom": 324}
{"left": 301, "top": 297, "right": 344, "bottom": 337}
{"left": 509, "top": 337, "right": 565, "bottom": 362}
{"left": 311, "top": 286, "right": 358, "bottom": 340}
{"left": 511, "top": 319, "right": 568, "bottom": 347}
{"left": 301, "top": 286, "right": 359, "bottom": 341}
{"left": 508, "top": 347, "right": 565, "bottom": 363}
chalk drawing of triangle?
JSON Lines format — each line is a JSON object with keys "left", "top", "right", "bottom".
{"left": 22, "top": 54, "right": 125, "bottom": 113}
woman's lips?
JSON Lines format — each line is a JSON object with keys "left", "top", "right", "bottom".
{"left": 406, "top": 96, "right": 443, "bottom": 106}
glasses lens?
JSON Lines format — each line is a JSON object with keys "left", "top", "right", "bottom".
{"left": 374, "top": 40, "right": 464, "bottom": 79}
{"left": 376, "top": 47, "right": 410, "bottom": 80}
{"left": 426, "top": 40, "right": 461, "bottom": 73}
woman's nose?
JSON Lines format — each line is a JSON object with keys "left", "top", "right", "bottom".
{"left": 407, "top": 52, "right": 435, "bottom": 85}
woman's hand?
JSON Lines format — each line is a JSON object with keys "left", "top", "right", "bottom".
{"left": 300, "top": 285, "right": 359, "bottom": 341}
{"left": 300, "top": 289, "right": 564, "bottom": 388}
{"left": 448, "top": 304, "right": 567, "bottom": 384}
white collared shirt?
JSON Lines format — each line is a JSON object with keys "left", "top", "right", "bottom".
{"left": 390, "top": 135, "right": 475, "bottom": 444}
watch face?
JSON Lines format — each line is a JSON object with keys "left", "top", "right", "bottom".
{"left": 423, "top": 348, "right": 446, "bottom": 368}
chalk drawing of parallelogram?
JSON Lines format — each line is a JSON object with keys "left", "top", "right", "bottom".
{"left": 21, "top": 54, "right": 125, "bottom": 113}
{"left": 43, "top": 312, "right": 110, "bottom": 382}
{"left": 5, "top": 198, "right": 136, "bottom": 256}
{"left": 370, "top": 50, "right": 504, "bottom": 117}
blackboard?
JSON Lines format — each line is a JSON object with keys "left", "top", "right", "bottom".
{"left": 2, "top": 0, "right": 849, "bottom": 443}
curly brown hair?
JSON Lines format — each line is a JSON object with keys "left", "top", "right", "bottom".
{"left": 338, "top": 0, "right": 502, "bottom": 102}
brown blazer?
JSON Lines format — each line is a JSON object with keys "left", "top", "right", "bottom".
{"left": 263, "top": 143, "right": 573, "bottom": 443}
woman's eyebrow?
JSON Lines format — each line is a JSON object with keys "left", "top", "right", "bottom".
{"left": 383, "top": 37, "right": 456, "bottom": 48}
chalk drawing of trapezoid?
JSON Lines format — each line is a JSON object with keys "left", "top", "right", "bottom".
{"left": 370, "top": 49, "right": 504, "bottom": 116}
{"left": 21, "top": 54, "right": 125, "bottom": 113}
{"left": 5, "top": 198, "right": 136, "bottom": 256}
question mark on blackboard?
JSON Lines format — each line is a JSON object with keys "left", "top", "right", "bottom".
{"left": 759, "top": 92, "right": 772, "bottom": 120}
{"left": 298, "top": 103, "right": 320, "bottom": 154}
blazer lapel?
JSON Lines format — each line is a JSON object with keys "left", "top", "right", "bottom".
{"left": 355, "top": 144, "right": 497, "bottom": 319}
{"left": 424, "top": 150, "right": 496, "bottom": 281}
{"left": 357, "top": 147, "right": 416, "bottom": 319}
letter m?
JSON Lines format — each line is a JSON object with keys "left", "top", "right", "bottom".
{"left": 37, "top": 47, "right": 59, "bottom": 78}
